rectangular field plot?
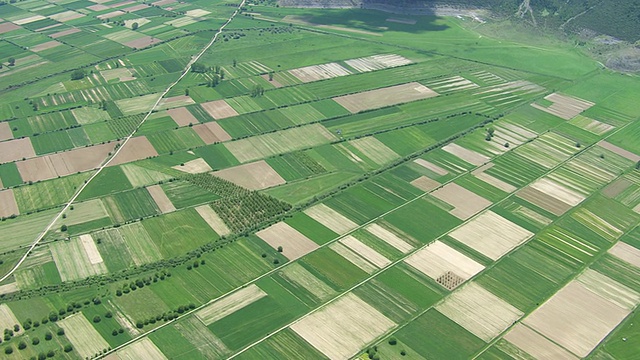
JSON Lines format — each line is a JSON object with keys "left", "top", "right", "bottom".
{"left": 147, "top": 184, "right": 175, "bottom": 213}
{"left": 504, "top": 324, "right": 579, "bottom": 360}
{"left": 59, "top": 313, "right": 110, "bottom": 359}
{"left": 344, "top": 54, "right": 412, "bottom": 72}
{"left": 0, "top": 189, "right": 19, "bottom": 217}
{"left": 116, "top": 338, "right": 167, "bottom": 360}
{"left": 333, "top": 82, "right": 437, "bottom": 113}
{"left": 213, "top": 160, "right": 285, "bottom": 190}
{"left": 430, "top": 183, "right": 492, "bottom": 220}
{"left": 289, "top": 62, "right": 351, "bottom": 83}
{"left": 529, "top": 178, "right": 586, "bottom": 206}
{"left": 224, "top": 124, "right": 336, "bottom": 163}
{"left": 405, "top": 241, "right": 485, "bottom": 290}
{"left": 50, "top": 236, "right": 108, "bottom": 281}
{"left": 340, "top": 235, "right": 391, "bottom": 268}
{"left": 365, "top": 223, "right": 414, "bottom": 254}
{"left": 449, "top": 211, "right": 534, "bottom": 260}
{"left": 608, "top": 241, "right": 640, "bottom": 268}
{"left": 304, "top": 203, "right": 358, "bottom": 235}
{"left": 531, "top": 93, "right": 594, "bottom": 120}
{"left": 256, "top": 222, "right": 319, "bottom": 260}
{"left": 0, "top": 138, "right": 36, "bottom": 163}
{"left": 442, "top": 143, "right": 490, "bottom": 166}
{"left": 235, "top": 328, "right": 326, "bottom": 360}
{"left": 200, "top": 99, "right": 239, "bottom": 120}
{"left": 349, "top": 137, "right": 399, "bottom": 165}
{"left": 196, "top": 284, "right": 267, "bottom": 325}
{"left": 290, "top": 293, "right": 395, "bottom": 360}
{"left": 514, "top": 132, "right": 577, "bottom": 169}
{"left": 523, "top": 273, "right": 638, "bottom": 357}
{"left": 0, "top": 304, "right": 21, "bottom": 336}
{"left": 436, "top": 283, "right": 523, "bottom": 342}
{"left": 173, "top": 316, "right": 230, "bottom": 359}
{"left": 195, "top": 205, "right": 230, "bottom": 236}
{"left": 278, "top": 263, "right": 337, "bottom": 304}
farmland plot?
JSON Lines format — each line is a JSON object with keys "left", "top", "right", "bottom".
{"left": 121, "top": 163, "right": 172, "bottom": 187}
{"left": 167, "top": 106, "right": 200, "bottom": 127}
{"left": 119, "top": 222, "right": 163, "bottom": 265}
{"left": 0, "top": 304, "right": 21, "bottom": 336}
{"left": 344, "top": 54, "right": 412, "bottom": 72}
{"left": 0, "top": 121, "right": 13, "bottom": 141}
{"left": 598, "top": 140, "right": 640, "bottom": 162}
{"left": 349, "top": 137, "right": 399, "bottom": 165}
{"left": 340, "top": 235, "right": 391, "bottom": 268}
{"left": 436, "top": 283, "right": 523, "bottom": 341}
{"left": 365, "top": 223, "right": 414, "bottom": 253}
{"left": 257, "top": 222, "right": 319, "bottom": 260}
{"left": 290, "top": 293, "right": 396, "bottom": 360}
{"left": 405, "top": 241, "right": 485, "bottom": 290}
{"left": 442, "top": 143, "right": 489, "bottom": 166}
{"left": 413, "top": 158, "right": 449, "bottom": 176}
{"left": 116, "top": 338, "right": 167, "bottom": 360}
{"left": 504, "top": 324, "right": 579, "bottom": 360}
{"left": 196, "top": 284, "right": 267, "bottom": 325}
{"left": 329, "top": 242, "right": 378, "bottom": 274}
{"left": 472, "top": 163, "right": 517, "bottom": 192}
{"left": 0, "top": 138, "right": 36, "bottom": 163}
{"left": 431, "top": 183, "right": 492, "bottom": 220}
{"left": 289, "top": 62, "right": 352, "bottom": 83}
{"left": 225, "top": 124, "right": 336, "bottom": 163}
{"left": 213, "top": 160, "right": 285, "bottom": 190}
{"left": 523, "top": 274, "right": 638, "bottom": 357}
{"left": 108, "top": 136, "right": 158, "bottom": 166}
{"left": 514, "top": 132, "right": 577, "bottom": 168}
{"left": 0, "top": 189, "right": 19, "bottom": 217}
{"left": 608, "top": 241, "right": 640, "bottom": 268}
{"left": 449, "top": 211, "right": 534, "bottom": 260}
{"left": 59, "top": 313, "right": 110, "bottom": 359}
{"left": 174, "top": 317, "right": 230, "bottom": 359}
{"left": 147, "top": 185, "right": 175, "bottom": 213}
{"left": 193, "top": 122, "right": 232, "bottom": 144}
{"left": 195, "top": 205, "right": 230, "bottom": 236}
{"left": 333, "top": 82, "right": 437, "bottom": 113}
{"left": 173, "top": 158, "right": 212, "bottom": 174}
{"left": 531, "top": 93, "right": 594, "bottom": 120}
{"left": 50, "top": 236, "right": 107, "bottom": 281}
{"left": 425, "top": 75, "right": 479, "bottom": 93}
{"left": 304, "top": 203, "right": 358, "bottom": 235}
{"left": 410, "top": 175, "right": 440, "bottom": 192}
{"left": 569, "top": 115, "right": 614, "bottom": 135}
{"left": 529, "top": 178, "right": 586, "bottom": 206}
{"left": 201, "top": 100, "right": 239, "bottom": 120}
{"left": 279, "top": 263, "right": 337, "bottom": 303}
{"left": 115, "top": 93, "right": 161, "bottom": 115}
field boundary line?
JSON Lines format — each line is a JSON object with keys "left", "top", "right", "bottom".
{"left": 0, "top": 0, "right": 248, "bottom": 284}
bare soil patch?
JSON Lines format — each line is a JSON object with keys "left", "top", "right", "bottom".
{"left": 196, "top": 284, "right": 267, "bottom": 325}
{"left": 122, "top": 4, "right": 149, "bottom": 12}
{"left": 517, "top": 186, "right": 572, "bottom": 216}
{"left": 173, "top": 158, "right": 212, "bottom": 174}
{"left": 98, "top": 10, "right": 125, "bottom": 20}
{"left": 0, "top": 22, "right": 20, "bottom": 34}
{"left": 442, "top": 143, "right": 489, "bottom": 166}
{"left": 602, "top": 178, "right": 633, "bottom": 198}
{"left": 437, "top": 283, "right": 523, "bottom": 341}
{"left": 201, "top": 100, "right": 239, "bottom": 120}
{"left": 193, "top": 122, "right": 231, "bottom": 144}
{"left": 365, "top": 223, "right": 413, "bottom": 253}
{"left": 108, "top": 136, "right": 158, "bottom": 166}
{"left": 290, "top": 293, "right": 395, "bottom": 360}
{"left": 80, "top": 234, "right": 103, "bottom": 265}
{"left": 195, "top": 205, "right": 230, "bottom": 236}
{"left": 167, "top": 107, "right": 199, "bottom": 127}
{"left": 523, "top": 280, "right": 633, "bottom": 357}
{"left": 117, "top": 338, "right": 167, "bottom": 360}
{"left": 304, "top": 203, "right": 358, "bottom": 234}
{"left": 531, "top": 93, "right": 594, "bottom": 120}
{"left": 345, "top": 54, "right": 412, "bottom": 73}
{"left": 0, "top": 283, "right": 18, "bottom": 295}
{"left": 505, "top": 324, "right": 579, "bottom": 360}
{"left": 405, "top": 240, "right": 484, "bottom": 289}
{"left": 0, "top": 190, "right": 19, "bottom": 218}
{"left": 431, "top": 183, "right": 492, "bottom": 220}
{"left": 30, "top": 40, "right": 61, "bottom": 52}
{"left": 598, "top": 140, "right": 640, "bottom": 162}
{"left": 475, "top": 172, "right": 517, "bottom": 192}
{"left": 213, "top": 160, "right": 285, "bottom": 190}
{"left": 333, "top": 82, "right": 437, "bottom": 113}
{"left": 147, "top": 185, "right": 175, "bottom": 213}
{"left": 256, "top": 222, "right": 319, "bottom": 260}
{"left": 49, "top": 10, "right": 84, "bottom": 22}
{"left": 449, "top": 211, "right": 533, "bottom": 260}
{"left": 87, "top": 4, "right": 110, "bottom": 11}
{"left": 414, "top": 158, "right": 448, "bottom": 175}
{"left": 0, "top": 138, "right": 35, "bottom": 163}
{"left": 124, "top": 36, "right": 160, "bottom": 49}
{"left": 608, "top": 241, "right": 640, "bottom": 268}
{"left": 349, "top": 137, "right": 399, "bottom": 165}
{"left": 0, "top": 122, "right": 13, "bottom": 141}
{"left": 50, "top": 28, "right": 81, "bottom": 38}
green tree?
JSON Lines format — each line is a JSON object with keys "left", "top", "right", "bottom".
{"left": 8, "top": 57, "right": 15, "bottom": 66}
{"left": 131, "top": 22, "right": 139, "bottom": 30}
{"left": 63, "top": 344, "right": 73, "bottom": 353}
{"left": 190, "top": 63, "right": 207, "bottom": 73}
{"left": 17, "top": 341, "right": 26, "bottom": 350}
{"left": 70, "top": 70, "right": 85, "bottom": 80}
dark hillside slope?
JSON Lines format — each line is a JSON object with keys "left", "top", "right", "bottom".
{"left": 278, "top": 0, "right": 640, "bottom": 42}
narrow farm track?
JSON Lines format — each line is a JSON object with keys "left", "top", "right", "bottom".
{"left": 228, "top": 119, "right": 640, "bottom": 359}
{"left": 0, "top": 0, "right": 248, "bottom": 284}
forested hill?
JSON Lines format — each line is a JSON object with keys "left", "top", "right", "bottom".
{"left": 278, "top": 0, "right": 640, "bottom": 42}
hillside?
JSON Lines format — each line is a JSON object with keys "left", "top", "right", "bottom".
{"left": 277, "top": 0, "right": 640, "bottom": 42}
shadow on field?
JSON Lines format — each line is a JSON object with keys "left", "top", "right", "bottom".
{"left": 293, "top": 9, "right": 448, "bottom": 34}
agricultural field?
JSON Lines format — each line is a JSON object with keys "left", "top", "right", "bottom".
{"left": 0, "top": 0, "right": 638, "bottom": 359}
